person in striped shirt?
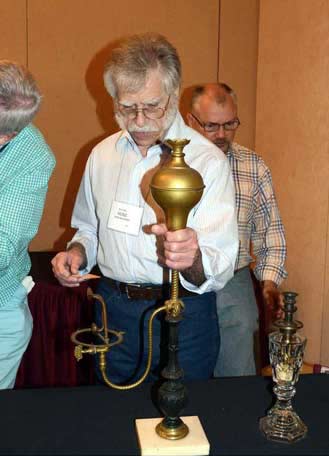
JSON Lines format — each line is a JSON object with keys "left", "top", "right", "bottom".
{"left": 187, "top": 83, "right": 287, "bottom": 377}
{"left": 0, "top": 61, "right": 56, "bottom": 388}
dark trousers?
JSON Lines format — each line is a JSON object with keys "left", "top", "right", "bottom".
{"left": 94, "top": 279, "right": 219, "bottom": 384}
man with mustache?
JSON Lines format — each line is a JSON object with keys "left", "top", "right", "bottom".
{"left": 52, "top": 34, "right": 238, "bottom": 383}
{"left": 187, "top": 83, "right": 287, "bottom": 377}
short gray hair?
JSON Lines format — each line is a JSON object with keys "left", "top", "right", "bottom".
{"left": 190, "top": 82, "right": 238, "bottom": 109}
{"left": 0, "top": 60, "right": 41, "bottom": 135}
{"left": 104, "top": 33, "right": 181, "bottom": 98}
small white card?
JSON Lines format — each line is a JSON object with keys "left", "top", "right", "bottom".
{"left": 107, "top": 200, "right": 143, "bottom": 236}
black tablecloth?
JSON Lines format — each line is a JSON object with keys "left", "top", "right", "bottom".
{"left": 2, "top": 374, "right": 329, "bottom": 455}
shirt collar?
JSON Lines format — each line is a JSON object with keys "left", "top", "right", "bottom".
{"left": 227, "top": 142, "right": 245, "bottom": 161}
{"left": 0, "top": 129, "right": 25, "bottom": 154}
{"left": 163, "top": 111, "right": 185, "bottom": 141}
{"left": 0, "top": 141, "right": 10, "bottom": 154}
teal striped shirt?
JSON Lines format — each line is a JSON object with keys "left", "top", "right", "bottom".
{"left": 0, "top": 124, "right": 56, "bottom": 307}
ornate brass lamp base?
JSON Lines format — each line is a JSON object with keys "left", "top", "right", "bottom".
{"left": 156, "top": 418, "right": 189, "bottom": 440}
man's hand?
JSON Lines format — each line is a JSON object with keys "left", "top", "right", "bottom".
{"left": 51, "top": 242, "right": 87, "bottom": 287}
{"left": 151, "top": 223, "right": 198, "bottom": 270}
{"left": 151, "top": 223, "right": 206, "bottom": 286}
{"left": 262, "top": 280, "right": 283, "bottom": 322}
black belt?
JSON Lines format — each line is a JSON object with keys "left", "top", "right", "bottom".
{"left": 101, "top": 276, "right": 198, "bottom": 300}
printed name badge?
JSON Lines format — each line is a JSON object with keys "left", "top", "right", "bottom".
{"left": 107, "top": 201, "right": 143, "bottom": 236}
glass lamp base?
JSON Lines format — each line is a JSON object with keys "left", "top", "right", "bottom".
{"left": 260, "top": 408, "right": 307, "bottom": 443}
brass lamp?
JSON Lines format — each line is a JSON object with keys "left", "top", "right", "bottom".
{"left": 150, "top": 138, "right": 205, "bottom": 440}
{"left": 71, "top": 138, "right": 205, "bottom": 443}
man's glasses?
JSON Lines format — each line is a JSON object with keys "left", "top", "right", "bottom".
{"left": 190, "top": 113, "right": 240, "bottom": 132}
{"left": 117, "top": 96, "right": 171, "bottom": 120}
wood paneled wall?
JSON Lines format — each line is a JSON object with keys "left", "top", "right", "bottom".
{"left": 3, "top": 1, "right": 328, "bottom": 365}
{"left": 0, "top": 2, "right": 26, "bottom": 64}
{"left": 218, "top": 0, "right": 259, "bottom": 150}
{"left": 256, "top": 0, "right": 329, "bottom": 364}
{"left": 1, "top": 0, "right": 220, "bottom": 250}
{"left": 219, "top": 0, "right": 329, "bottom": 365}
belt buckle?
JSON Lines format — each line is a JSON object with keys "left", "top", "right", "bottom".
{"left": 125, "top": 283, "right": 141, "bottom": 299}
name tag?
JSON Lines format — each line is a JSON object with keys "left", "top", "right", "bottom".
{"left": 108, "top": 201, "right": 143, "bottom": 236}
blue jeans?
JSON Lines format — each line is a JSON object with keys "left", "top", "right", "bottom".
{"left": 214, "top": 267, "right": 259, "bottom": 377}
{"left": 94, "top": 279, "right": 219, "bottom": 384}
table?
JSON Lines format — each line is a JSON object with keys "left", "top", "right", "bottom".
{"left": 2, "top": 374, "right": 329, "bottom": 455}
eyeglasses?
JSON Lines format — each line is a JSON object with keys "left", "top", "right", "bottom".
{"left": 117, "top": 96, "right": 171, "bottom": 120}
{"left": 190, "top": 113, "right": 240, "bottom": 132}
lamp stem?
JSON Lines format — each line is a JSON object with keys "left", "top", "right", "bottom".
{"left": 171, "top": 270, "right": 179, "bottom": 301}
{"left": 155, "top": 269, "right": 189, "bottom": 440}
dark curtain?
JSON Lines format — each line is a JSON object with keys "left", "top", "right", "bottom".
{"left": 15, "top": 253, "right": 95, "bottom": 388}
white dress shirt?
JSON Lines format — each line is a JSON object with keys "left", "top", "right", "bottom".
{"left": 70, "top": 112, "right": 238, "bottom": 293}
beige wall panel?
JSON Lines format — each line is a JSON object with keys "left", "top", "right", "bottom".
{"left": 0, "top": 1, "right": 26, "bottom": 63}
{"left": 218, "top": 0, "right": 259, "bottom": 150}
{"left": 27, "top": 0, "right": 219, "bottom": 251}
{"left": 321, "top": 198, "right": 329, "bottom": 365}
{"left": 256, "top": 0, "right": 329, "bottom": 363}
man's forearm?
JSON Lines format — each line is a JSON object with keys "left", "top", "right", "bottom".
{"left": 181, "top": 248, "right": 206, "bottom": 287}
{"left": 261, "top": 279, "right": 278, "bottom": 289}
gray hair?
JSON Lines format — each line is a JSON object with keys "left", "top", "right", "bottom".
{"left": 0, "top": 60, "right": 41, "bottom": 135}
{"left": 104, "top": 33, "right": 181, "bottom": 98}
{"left": 190, "top": 82, "right": 238, "bottom": 109}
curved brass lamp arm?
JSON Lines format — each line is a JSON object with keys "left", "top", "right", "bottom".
{"left": 71, "top": 288, "right": 167, "bottom": 390}
{"left": 89, "top": 291, "right": 109, "bottom": 343}
{"left": 99, "top": 305, "right": 166, "bottom": 390}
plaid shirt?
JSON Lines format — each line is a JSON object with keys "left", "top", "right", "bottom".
{"left": 227, "top": 142, "right": 287, "bottom": 285}
{"left": 0, "top": 124, "right": 55, "bottom": 307}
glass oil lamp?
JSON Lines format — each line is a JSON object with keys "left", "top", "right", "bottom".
{"left": 259, "top": 291, "right": 307, "bottom": 443}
